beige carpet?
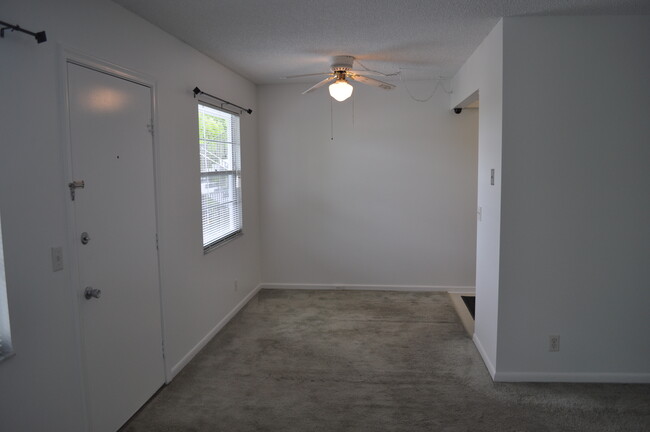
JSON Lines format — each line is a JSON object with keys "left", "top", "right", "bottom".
{"left": 122, "top": 289, "right": 650, "bottom": 431}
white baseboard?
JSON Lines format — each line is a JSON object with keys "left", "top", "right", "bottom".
{"left": 471, "top": 333, "right": 650, "bottom": 383}
{"left": 168, "top": 284, "right": 262, "bottom": 381}
{"left": 493, "top": 371, "right": 650, "bottom": 383}
{"left": 472, "top": 333, "right": 497, "bottom": 379}
{"left": 446, "top": 287, "right": 476, "bottom": 294}
{"left": 166, "top": 282, "right": 650, "bottom": 385}
{"left": 260, "top": 282, "right": 475, "bottom": 293}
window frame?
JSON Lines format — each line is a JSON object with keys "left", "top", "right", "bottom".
{"left": 0, "top": 210, "right": 14, "bottom": 363}
{"left": 197, "top": 100, "right": 243, "bottom": 253}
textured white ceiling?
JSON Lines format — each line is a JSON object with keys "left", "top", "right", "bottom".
{"left": 113, "top": 0, "right": 650, "bottom": 84}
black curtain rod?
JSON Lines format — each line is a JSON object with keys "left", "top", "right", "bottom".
{"left": 0, "top": 20, "right": 47, "bottom": 43}
{"left": 193, "top": 87, "right": 252, "bottom": 115}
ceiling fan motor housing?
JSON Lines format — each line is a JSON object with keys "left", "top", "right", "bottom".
{"left": 331, "top": 55, "right": 355, "bottom": 72}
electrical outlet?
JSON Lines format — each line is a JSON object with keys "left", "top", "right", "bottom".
{"left": 234, "top": 280, "right": 238, "bottom": 291}
{"left": 549, "top": 335, "right": 560, "bottom": 352}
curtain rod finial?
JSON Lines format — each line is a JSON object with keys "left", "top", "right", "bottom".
{"left": 35, "top": 31, "right": 46, "bottom": 43}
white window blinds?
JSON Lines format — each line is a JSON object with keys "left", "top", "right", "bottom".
{"left": 198, "top": 103, "right": 242, "bottom": 251}
{"left": 0, "top": 212, "right": 14, "bottom": 362}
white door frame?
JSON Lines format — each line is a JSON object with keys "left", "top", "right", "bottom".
{"left": 57, "top": 46, "right": 167, "bottom": 431}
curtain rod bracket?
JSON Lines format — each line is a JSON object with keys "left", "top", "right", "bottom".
{"left": 193, "top": 87, "right": 252, "bottom": 115}
{"left": 0, "top": 20, "right": 47, "bottom": 43}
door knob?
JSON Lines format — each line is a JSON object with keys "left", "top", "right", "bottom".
{"left": 84, "top": 287, "right": 101, "bottom": 300}
{"left": 81, "top": 232, "right": 90, "bottom": 245}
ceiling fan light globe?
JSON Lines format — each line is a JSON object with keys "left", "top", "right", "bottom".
{"left": 329, "top": 80, "right": 353, "bottom": 102}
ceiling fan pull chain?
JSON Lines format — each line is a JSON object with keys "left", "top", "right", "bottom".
{"left": 352, "top": 92, "right": 355, "bottom": 127}
{"left": 330, "top": 97, "right": 334, "bottom": 141}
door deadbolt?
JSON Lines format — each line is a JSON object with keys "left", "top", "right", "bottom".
{"left": 84, "top": 287, "right": 101, "bottom": 300}
{"left": 81, "top": 232, "right": 90, "bottom": 245}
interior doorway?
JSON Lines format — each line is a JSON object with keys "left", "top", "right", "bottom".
{"left": 450, "top": 90, "right": 479, "bottom": 337}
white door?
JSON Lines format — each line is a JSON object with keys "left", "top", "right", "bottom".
{"left": 66, "top": 62, "right": 165, "bottom": 432}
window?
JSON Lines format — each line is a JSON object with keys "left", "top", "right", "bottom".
{"left": 0, "top": 211, "right": 14, "bottom": 362}
{"left": 198, "top": 102, "right": 242, "bottom": 251}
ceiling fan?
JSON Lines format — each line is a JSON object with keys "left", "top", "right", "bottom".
{"left": 285, "top": 56, "right": 396, "bottom": 102}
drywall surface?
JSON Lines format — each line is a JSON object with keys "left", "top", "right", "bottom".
{"left": 0, "top": 0, "right": 260, "bottom": 430}
{"left": 258, "top": 82, "right": 477, "bottom": 289}
{"left": 498, "top": 16, "right": 650, "bottom": 380}
{"left": 450, "top": 21, "right": 503, "bottom": 375}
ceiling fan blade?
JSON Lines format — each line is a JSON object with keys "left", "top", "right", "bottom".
{"left": 285, "top": 72, "right": 332, "bottom": 79}
{"left": 348, "top": 70, "right": 386, "bottom": 76}
{"left": 302, "top": 76, "right": 336, "bottom": 94}
{"left": 348, "top": 74, "right": 395, "bottom": 90}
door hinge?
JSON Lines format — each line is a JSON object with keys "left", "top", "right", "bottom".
{"left": 147, "top": 122, "right": 154, "bottom": 136}
{"left": 155, "top": 233, "right": 159, "bottom": 250}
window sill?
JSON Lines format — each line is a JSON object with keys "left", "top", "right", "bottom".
{"left": 0, "top": 350, "right": 15, "bottom": 364}
{"left": 203, "top": 231, "right": 243, "bottom": 254}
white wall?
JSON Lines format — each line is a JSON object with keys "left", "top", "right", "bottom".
{"left": 0, "top": 0, "right": 261, "bottom": 430}
{"left": 497, "top": 16, "right": 650, "bottom": 381}
{"left": 258, "top": 82, "right": 478, "bottom": 289}
{"left": 450, "top": 21, "right": 503, "bottom": 375}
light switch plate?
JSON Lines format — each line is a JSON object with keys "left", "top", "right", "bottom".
{"left": 51, "top": 247, "right": 64, "bottom": 272}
